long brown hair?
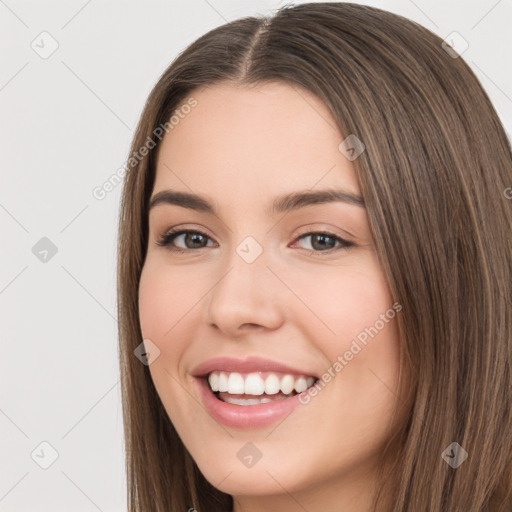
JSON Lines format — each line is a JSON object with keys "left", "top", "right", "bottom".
{"left": 117, "top": 3, "right": 512, "bottom": 511}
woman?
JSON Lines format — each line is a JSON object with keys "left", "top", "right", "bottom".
{"left": 117, "top": 3, "right": 512, "bottom": 511}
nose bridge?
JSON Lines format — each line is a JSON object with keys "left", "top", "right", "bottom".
{"left": 205, "top": 233, "right": 284, "bottom": 333}
{"left": 215, "top": 233, "right": 272, "bottom": 304}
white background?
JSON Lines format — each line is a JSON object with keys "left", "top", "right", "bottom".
{"left": 1, "top": 0, "right": 511, "bottom": 510}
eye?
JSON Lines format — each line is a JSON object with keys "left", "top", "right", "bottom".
{"left": 156, "top": 229, "right": 215, "bottom": 252}
{"left": 291, "top": 231, "right": 354, "bottom": 254}
{"left": 155, "top": 228, "right": 354, "bottom": 254}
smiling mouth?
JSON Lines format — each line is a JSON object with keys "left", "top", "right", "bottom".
{"left": 206, "top": 370, "right": 319, "bottom": 406}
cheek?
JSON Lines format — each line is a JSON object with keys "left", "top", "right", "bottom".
{"left": 137, "top": 263, "right": 199, "bottom": 419}
{"left": 293, "top": 256, "right": 401, "bottom": 394}
{"left": 291, "top": 255, "right": 395, "bottom": 343}
{"left": 138, "top": 260, "right": 204, "bottom": 341}
{"left": 137, "top": 262, "right": 198, "bottom": 401}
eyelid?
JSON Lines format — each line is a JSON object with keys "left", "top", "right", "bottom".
{"left": 293, "top": 224, "right": 355, "bottom": 242}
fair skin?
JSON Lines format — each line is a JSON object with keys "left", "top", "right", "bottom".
{"left": 138, "top": 81, "right": 405, "bottom": 512}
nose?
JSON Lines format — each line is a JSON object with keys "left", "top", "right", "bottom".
{"left": 205, "top": 247, "right": 285, "bottom": 337}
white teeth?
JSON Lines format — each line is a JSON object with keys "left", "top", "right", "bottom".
{"left": 222, "top": 395, "right": 287, "bottom": 406}
{"left": 218, "top": 372, "right": 228, "bottom": 392}
{"left": 294, "top": 376, "right": 308, "bottom": 393}
{"left": 244, "top": 373, "right": 265, "bottom": 395}
{"left": 208, "top": 372, "right": 219, "bottom": 392}
{"left": 227, "top": 372, "right": 245, "bottom": 394}
{"left": 207, "top": 371, "right": 316, "bottom": 396}
{"left": 227, "top": 397, "right": 260, "bottom": 406}
{"left": 280, "top": 374, "right": 295, "bottom": 395}
{"left": 264, "top": 374, "right": 281, "bottom": 395}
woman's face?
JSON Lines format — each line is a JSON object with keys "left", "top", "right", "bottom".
{"left": 139, "top": 81, "right": 405, "bottom": 510}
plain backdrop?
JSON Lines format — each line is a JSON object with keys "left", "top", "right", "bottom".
{"left": 1, "top": 1, "right": 511, "bottom": 510}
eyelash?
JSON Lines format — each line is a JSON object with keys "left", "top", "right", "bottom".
{"left": 155, "top": 228, "right": 354, "bottom": 255}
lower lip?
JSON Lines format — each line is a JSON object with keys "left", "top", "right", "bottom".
{"left": 195, "top": 377, "right": 306, "bottom": 429}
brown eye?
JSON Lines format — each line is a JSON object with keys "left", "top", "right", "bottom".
{"left": 156, "top": 229, "right": 214, "bottom": 252}
{"left": 293, "top": 232, "right": 354, "bottom": 253}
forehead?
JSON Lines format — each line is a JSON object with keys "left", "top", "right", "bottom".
{"left": 153, "top": 81, "right": 360, "bottom": 205}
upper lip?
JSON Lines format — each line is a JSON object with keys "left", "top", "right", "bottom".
{"left": 191, "top": 356, "right": 318, "bottom": 378}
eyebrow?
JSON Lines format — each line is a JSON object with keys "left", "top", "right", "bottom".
{"left": 148, "top": 188, "right": 365, "bottom": 215}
